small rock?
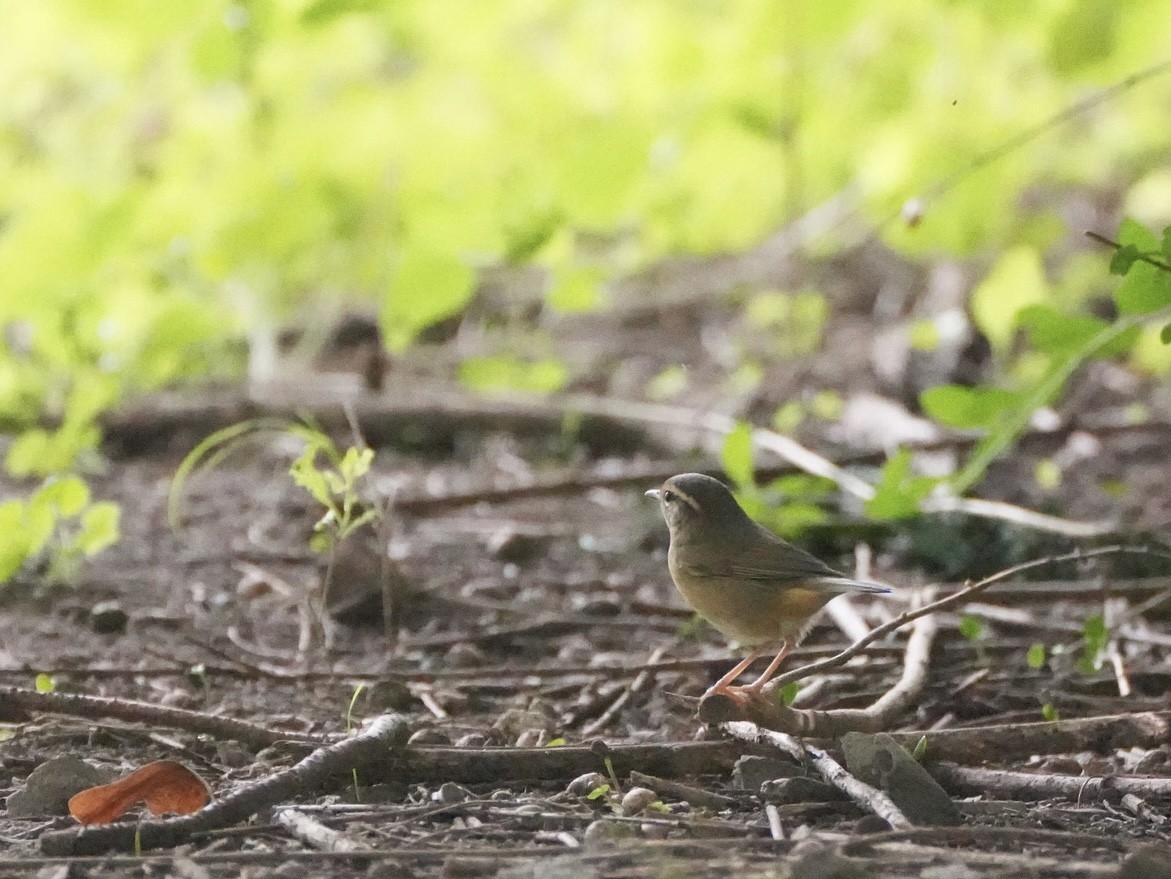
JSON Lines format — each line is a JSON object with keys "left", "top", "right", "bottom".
{"left": 620, "top": 787, "right": 657, "bottom": 816}
{"left": 573, "top": 594, "right": 622, "bottom": 616}
{"left": 436, "top": 782, "right": 474, "bottom": 805}
{"left": 761, "top": 777, "right": 844, "bottom": 805}
{"left": 487, "top": 529, "right": 545, "bottom": 564}
{"left": 514, "top": 728, "right": 547, "bottom": 748}
{"left": 367, "top": 862, "right": 416, "bottom": 879}
{"left": 732, "top": 755, "right": 802, "bottom": 791}
{"left": 640, "top": 822, "right": 669, "bottom": 840}
{"left": 841, "top": 732, "right": 961, "bottom": 826}
{"left": 90, "top": 600, "right": 128, "bottom": 635}
{"left": 582, "top": 819, "right": 635, "bottom": 844}
{"left": 408, "top": 728, "right": 451, "bottom": 746}
{"left": 492, "top": 707, "right": 553, "bottom": 741}
{"left": 8, "top": 757, "right": 110, "bottom": 817}
{"left": 567, "top": 772, "right": 608, "bottom": 798}
{"left": 454, "top": 733, "right": 489, "bottom": 748}
{"left": 789, "top": 843, "right": 870, "bottom": 879}
{"left": 444, "top": 642, "right": 485, "bottom": 668}
{"left": 1121, "top": 845, "right": 1171, "bottom": 879}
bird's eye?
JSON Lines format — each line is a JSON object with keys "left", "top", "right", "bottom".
{"left": 662, "top": 489, "right": 676, "bottom": 503}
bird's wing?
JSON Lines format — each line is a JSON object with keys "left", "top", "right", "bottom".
{"left": 683, "top": 525, "right": 891, "bottom": 594}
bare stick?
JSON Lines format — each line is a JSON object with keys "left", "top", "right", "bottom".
{"left": 722, "top": 722, "right": 913, "bottom": 830}
{"left": 768, "top": 545, "right": 1163, "bottom": 693}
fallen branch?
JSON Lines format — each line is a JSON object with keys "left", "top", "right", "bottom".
{"left": 887, "top": 711, "right": 1171, "bottom": 764}
{"left": 930, "top": 762, "right": 1171, "bottom": 803}
{"left": 721, "top": 722, "right": 913, "bottom": 830}
{"left": 0, "top": 685, "right": 329, "bottom": 749}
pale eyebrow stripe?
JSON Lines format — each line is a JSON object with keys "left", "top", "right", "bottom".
{"left": 672, "top": 488, "right": 701, "bottom": 511}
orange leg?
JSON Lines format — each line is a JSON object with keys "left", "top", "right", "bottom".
{"left": 703, "top": 644, "right": 768, "bottom": 697}
{"left": 740, "top": 640, "right": 791, "bottom": 693}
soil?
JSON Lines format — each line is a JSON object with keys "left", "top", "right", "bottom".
{"left": 3, "top": 243, "right": 1171, "bottom": 877}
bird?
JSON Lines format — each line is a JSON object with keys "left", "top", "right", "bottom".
{"left": 646, "top": 473, "right": 891, "bottom": 702}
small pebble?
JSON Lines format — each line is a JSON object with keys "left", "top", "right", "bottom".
{"left": 640, "top": 822, "right": 669, "bottom": 840}
{"left": 583, "top": 819, "right": 635, "bottom": 844}
{"left": 408, "top": 728, "right": 452, "bottom": 746}
{"left": 620, "top": 787, "right": 658, "bottom": 816}
{"left": 444, "top": 642, "right": 485, "bottom": 668}
{"left": 436, "top": 782, "right": 474, "bottom": 804}
{"left": 567, "top": 772, "right": 608, "bottom": 797}
{"left": 90, "top": 601, "right": 128, "bottom": 635}
{"left": 514, "top": 728, "right": 547, "bottom": 748}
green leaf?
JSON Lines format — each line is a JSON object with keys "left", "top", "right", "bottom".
{"left": 1026, "top": 643, "right": 1046, "bottom": 669}
{"left": 1162, "top": 226, "right": 1171, "bottom": 264}
{"left": 1034, "top": 459, "right": 1061, "bottom": 490}
{"left": 958, "top": 615, "right": 984, "bottom": 641}
{"left": 290, "top": 449, "right": 333, "bottom": 509}
{"left": 970, "top": 247, "right": 1047, "bottom": 350}
{"left": 919, "top": 385, "right": 1024, "bottom": 430}
{"left": 911, "top": 736, "right": 928, "bottom": 760}
{"left": 1041, "top": 703, "right": 1060, "bottom": 722}
{"left": 1109, "top": 244, "right": 1141, "bottom": 276}
{"left": 458, "top": 356, "right": 568, "bottom": 394}
{"left": 0, "top": 501, "right": 33, "bottom": 583}
{"left": 382, "top": 247, "right": 476, "bottom": 352}
{"left": 909, "top": 319, "right": 940, "bottom": 352}
{"left": 1115, "top": 261, "right": 1171, "bottom": 315}
{"left": 721, "top": 422, "right": 755, "bottom": 488}
{"left": 35, "top": 477, "right": 91, "bottom": 518}
{"left": 1016, "top": 305, "right": 1110, "bottom": 357}
{"left": 778, "top": 681, "right": 800, "bottom": 707}
{"left": 547, "top": 266, "right": 602, "bottom": 313}
{"left": 586, "top": 783, "right": 611, "bottom": 801}
{"left": 34, "top": 673, "right": 55, "bottom": 693}
{"left": 1117, "top": 217, "right": 1160, "bottom": 251}
{"left": 864, "top": 449, "right": 939, "bottom": 521}
{"left": 1081, "top": 614, "right": 1108, "bottom": 672}
{"left": 1161, "top": 323, "right": 1171, "bottom": 345}
{"left": 77, "top": 503, "right": 121, "bottom": 556}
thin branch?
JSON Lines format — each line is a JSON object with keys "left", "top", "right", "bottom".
{"left": 722, "top": 722, "right": 913, "bottom": 830}
{"left": 767, "top": 545, "right": 1164, "bottom": 693}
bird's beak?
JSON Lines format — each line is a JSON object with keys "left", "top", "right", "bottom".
{"left": 644, "top": 489, "right": 661, "bottom": 500}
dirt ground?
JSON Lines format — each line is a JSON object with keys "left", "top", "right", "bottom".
{"left": 3, "top": 243, "right": 1171, "bottom": 877}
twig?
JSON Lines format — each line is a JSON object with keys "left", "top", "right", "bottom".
{"left": 769, "top": 545, "right": 1164, "bottom": 693}
{"left": 839, "top": 824, "right": 1130, "bottom": 857}
{"left": 0, "top": 685, "right": 329, "bottom": 748}
{"left": 581, "top": 646, "right": 667, "bottom": 737}
{"left": 722, "top": 722, "right": 913, "bottom": 830}
{"left": 1086, "top": 230, "right": 1171, "bottom": 273}
{"left": 276, "top": 809, "right": 372, "bottom": 852}
{"left": 764, "top": 803, "right": 784, "bottom": 840}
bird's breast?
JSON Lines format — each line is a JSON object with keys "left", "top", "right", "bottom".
{"left": 666, "top": 557, "right": 833, "bottom": 646}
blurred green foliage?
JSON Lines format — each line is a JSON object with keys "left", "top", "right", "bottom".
{"left": 3, "top": 1, "right": 1171, "bottom": 581}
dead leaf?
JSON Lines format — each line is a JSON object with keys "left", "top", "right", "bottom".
{"left": 68, "top": 760, "right": 211, "bottom": 825}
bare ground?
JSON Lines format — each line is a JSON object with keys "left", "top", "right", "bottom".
{"left": 3, "top": 244, "right": 1171, "bottom": 877}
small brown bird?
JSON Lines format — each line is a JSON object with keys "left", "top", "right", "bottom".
{"left": 647, "top": 473, "right": 890, "bottom": 700}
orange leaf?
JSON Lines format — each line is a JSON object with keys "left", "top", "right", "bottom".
{"left": 68, "top": 760, "right": 212, "bottom": 825}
